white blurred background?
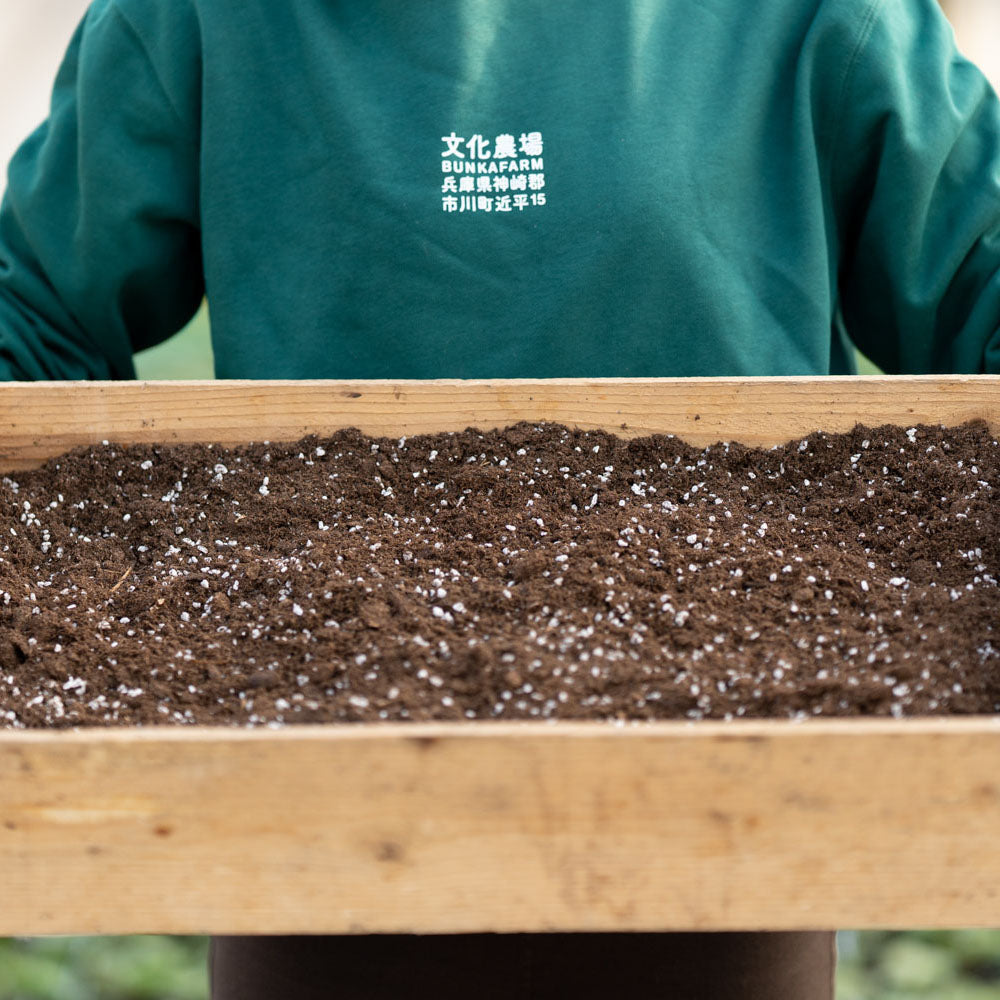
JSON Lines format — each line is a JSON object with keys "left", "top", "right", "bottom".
{"left": 1, "top": 0, "right": 89, "bottom": 187}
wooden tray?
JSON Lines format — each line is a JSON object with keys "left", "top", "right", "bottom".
{"left": 2, "top": 375, "right": 999, "bottom": 936}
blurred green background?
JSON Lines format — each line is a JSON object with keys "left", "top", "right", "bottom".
{"left": 133, "top": 303, "right": 214, "bottom": 381}
{"left": 0, "top": 936, "right": 209, "bottom": 1000}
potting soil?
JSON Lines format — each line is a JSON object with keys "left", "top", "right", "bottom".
{"left": 1, "top": 421, "right": 998, "bottom": 728}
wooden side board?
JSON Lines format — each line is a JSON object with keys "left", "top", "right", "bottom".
{"left": 2, "top": 718, "right": 1000, "bottom": 935}
{"left": 1, "top": 375, "right": 999, "bottom": 470}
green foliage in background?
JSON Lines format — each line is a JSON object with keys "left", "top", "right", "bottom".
{"left": 133, "top": 302, "right": 214, "bottom": 380}
{"left": 837, "top": 930, "right": 1000, "bottom": 998}
{"left": 0, "top": 936, "right": 209, "bottom": 1000}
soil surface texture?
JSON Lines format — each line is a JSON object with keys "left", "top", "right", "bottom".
{"left": 1, "top": 421, "right": 999, "bottom": 729}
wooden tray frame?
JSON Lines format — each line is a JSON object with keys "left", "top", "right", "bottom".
{"left": 1, "top": 375, "right": 1000, "bottom": 936}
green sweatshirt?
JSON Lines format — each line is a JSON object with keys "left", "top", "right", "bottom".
{"left": 2, "top": 0, "right": 1000, "bottom": 381}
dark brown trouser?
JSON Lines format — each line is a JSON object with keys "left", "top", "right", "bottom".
{"left": 209, "top": 931, "right": 836, "bottom": 999}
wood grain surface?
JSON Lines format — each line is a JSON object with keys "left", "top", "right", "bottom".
{"left": 2, "top": 719, "right": 1000, "bottom": 935}
{"left": 1, "top": 375, "right": 999, "bottom": 470}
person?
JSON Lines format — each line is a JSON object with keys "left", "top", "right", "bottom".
{"left": 2, "top": 0, "right": 999, "bottom": 996}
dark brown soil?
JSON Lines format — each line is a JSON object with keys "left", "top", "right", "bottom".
{"left": 1, "top": 421, "right": 999, "bottom": 728}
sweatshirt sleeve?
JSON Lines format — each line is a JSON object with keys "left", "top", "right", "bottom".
{"left": 831, "top": 0, "right": 1000, "bottom": 375}
{"left": 0, "top": 0, "right": 203, "bottom": 381}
